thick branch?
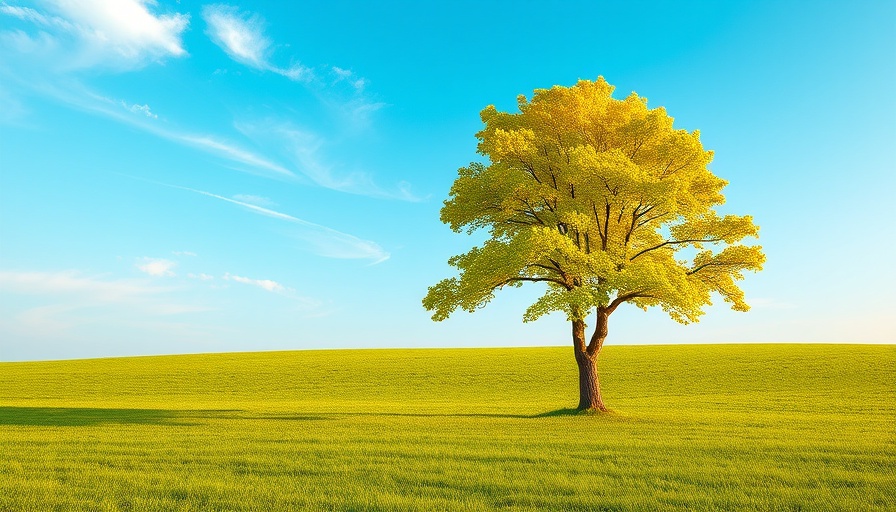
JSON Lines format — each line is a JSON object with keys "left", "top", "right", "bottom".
{"left": 526, "top": 263, "right": 564, "bottom": 276}
{"left": 606, "top": 291, "right": 652, "bottom": 315}
{"left": 586, "top": 308, "right": 608, "bottom": 356}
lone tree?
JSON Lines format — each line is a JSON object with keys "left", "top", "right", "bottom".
{"left": 423, "top": 78, "right": 765, "bottom": 412}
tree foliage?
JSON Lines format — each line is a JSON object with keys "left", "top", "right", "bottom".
{"left": 424, "top": 78, "right": 765, "bottom": 332}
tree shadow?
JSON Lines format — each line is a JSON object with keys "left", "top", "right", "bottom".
{"left": 532, "top": 408, "right": 586, "bottom": 417}
{"left": 0, "top": 406, "right": 615, "bottom": 426}
{"left": 311, "top": 409, "right": 616, "bottom": 419}
{"left": 0, "top": 407, "right": 240, "bottom": 427}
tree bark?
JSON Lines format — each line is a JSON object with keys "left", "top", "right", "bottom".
{"left": 573, "top": 319, "right": 608, "bottom": 412}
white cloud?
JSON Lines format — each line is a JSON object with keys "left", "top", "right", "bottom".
{"left": 202, "top": 4, "right": 311, "bottom": 82}
{"left": 1, "top": 83, "right": 294, "bottom": 180}
{"left": 276, "top": 63, "right": 312, "bottom": 82}
{"left": 223, "top": 273, "right": 285, "bottom": 293}
{"left": 136, "top": 257, "right": 176, "bottom": 277}
{"left": 202, "top": 4, "right": 267, "bottom": 67}
{"left": 332, "top": 66, "right": 366, "bottom": 92}
{"left": 0, "top": 5, "right": 74, "bottom": 30}
{"left": 0, "top": 270, "right": 212, "bottom": 347}
{"left": 187, "top": 273, "right": 214, "bottom": 281}
{"left": 172, "top": 185, "right": 390, "bottom": 263}
{"left": 173, "top": 251, "right": 197, "bottom": 257}
{"left": 0, "top": 269, "right": 167, "bottom": 301}
{"left": 235, "top": 120, "right": 421, "bottom": 202}
{"left": 45, "top": 86, "right": 296, "bottom": 178}
{"left": 177, "top": 134, "right": 295, "bottom": 178}
{"left": 1, "top": 0, "right": 190, "bottom": 70}
{"left": 120, "top": 100, "right": 157, "bottom": 118}
{"left": 232, "top": 194, "right": 275, "bottom": 207}
{"left": 332, "top": 66, "right": 352, "bottom": 79}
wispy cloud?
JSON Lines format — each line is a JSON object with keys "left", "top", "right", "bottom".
{"left": 173, "top": 250, "right": 197, "bottom": 257}
{"left": 332, "top": 66, "right": 366, "bottom": 92}
{"left": 121, "top": 100, "right": 157, "bottom": 118}
{"left": 232, "top": 194, "right": 276, "bottom": 207}
{"left": 187, "top": 273, "right": 214, "bottom": 281}
{"left": 170, "top": 184, "right": 390, "bottom": 264}
{"left": 0, "top": 0, "right": 189, "bottom": 71}
{"left": 202, "top": 4, "right": 311, "bottom": 82}
{"left": 0, "top": 269, "right": 212, "bottom": 345}
{"left": 176, "top": 133, "right": 295, "bottom": 178}
{"left": 223, "top": 273, "right": 286, "bottom": 293}
{"left": 235, "top": 120, "right": 422, "bottom": 201}
{"left": 0, "top": 5, "right": 74, "bottom": 31}
{"left": 0, "top": 269, "right": 168, "bottom": 301}
{"left": 20, "top": 82, "right": 298, "bottom": 180}
{"left": 3, "top": 5, "right": 415, "bottom": 200}
{"left": 136, "top": 258, "right": 176, "bottom": 277}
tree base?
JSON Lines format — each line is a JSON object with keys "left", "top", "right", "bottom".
{"left": 575, "top": 405, "right": 610, "bottom": 414}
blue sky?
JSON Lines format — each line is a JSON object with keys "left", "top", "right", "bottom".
{"left": 0, "top": 0, "right": 893, "bottom": 361}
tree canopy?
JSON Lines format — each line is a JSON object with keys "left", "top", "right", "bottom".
{"left": 424, "top": 77, "right": 764, "bottom": 343}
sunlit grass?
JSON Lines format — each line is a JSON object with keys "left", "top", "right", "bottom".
{"left": 1, "top": 344, "right": 893, "bottom": 511}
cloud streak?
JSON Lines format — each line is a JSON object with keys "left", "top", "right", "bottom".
{"left": 176, "top": 133, "right": 295, "bottom": 178}
{"left": 202, "top": 4, "right": 311, "bottom": 82}
{"left": 2, "top": 4, "right": 418, "bottom": 201}
{"left": 71, "top": 91, "right": 301, "bottom": 180}
{"left": 23, "top": 83, "right": 298, "bottom": 179}
{"left": 121, "top": 100, "right": 157, "bottom": 118}
{"left": 0, "top": 269, "right": 169, "bottom": 302}
{"left": 171, "top": 185, "right": 390, "bottom": 264}
{"left": 236, "top": 121, "right": 422, "bottom": 201}
{"left": 223, "top": 273, "right": 286, "bottom": 293}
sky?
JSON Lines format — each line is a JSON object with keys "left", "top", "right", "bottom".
{"left": 0, "top": 0, "right": 894, "bottom": 361}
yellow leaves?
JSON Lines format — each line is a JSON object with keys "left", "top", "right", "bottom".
{"left": 425, "top": 77, "right": 765, "bottom": 325}
{"left": 669, "top": 213, "right": 760, "bottom": 247}
{"left": 491, "top": 128, "right": 536, "bottom": 160}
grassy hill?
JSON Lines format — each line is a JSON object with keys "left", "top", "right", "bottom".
{"left": 1, "top": 344, "right": 894, "bottom": 511}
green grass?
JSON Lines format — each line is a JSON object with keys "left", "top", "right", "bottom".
{"left": 1, "top": 344, "right": 894, "bottom": 511}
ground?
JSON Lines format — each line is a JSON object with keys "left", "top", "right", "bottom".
{"left": 1, "top": 344, "right": 893, "bottom": 511}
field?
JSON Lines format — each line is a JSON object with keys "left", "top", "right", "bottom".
{"left": 1, "top": 344, "right": 894, "bottom": 511}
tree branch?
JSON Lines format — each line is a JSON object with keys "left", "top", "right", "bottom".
{"left": 498, "top": 276, "right": 571, "bottom": 291}
{"left": 592, "top": 201, "right": 605, "bottom": 247}
{"left": 518, "top": 160, "right": 542, "bottom": 184}
{"left": 629, "top": 237, "right": 724, "bottom": 261}
{"left": 606, "top": 291, "right": 652, "bottom": 315}
{"left": 687, "top": 261, "right": 744, "bottom": 276}
{"left": 526, "top": 263, "right": 563, "bottom": 276}
{"left": 637, "top": 211, "right": 669, "bottom": 227}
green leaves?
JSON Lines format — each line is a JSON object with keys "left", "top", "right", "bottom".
{"left": 425, "top": 78, "right": 764, "bottom": 325}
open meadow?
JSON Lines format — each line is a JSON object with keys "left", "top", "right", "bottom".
{"left": 1, "top": 344, "right": 894, "bottom": 511}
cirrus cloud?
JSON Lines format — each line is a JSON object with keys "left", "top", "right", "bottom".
{"left": 1, "top": 0, "right": 190, "bottom": 71}
{"left": 202, "top": 4, "right": 310, "bottom": 81}
{"left": 223, "top": 273, "right": 286, "bottom": 293}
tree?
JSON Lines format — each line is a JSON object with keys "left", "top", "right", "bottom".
{"left": 423, "top": 78, "right": 765, "bottom": 412}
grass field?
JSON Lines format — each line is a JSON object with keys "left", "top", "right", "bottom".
{"left": 1, "top": 344, "right": 894, "bottom": 511}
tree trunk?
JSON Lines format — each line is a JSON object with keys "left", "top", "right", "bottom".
{"left": 572, "top": 319, "right": 608, "bottom": 412}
